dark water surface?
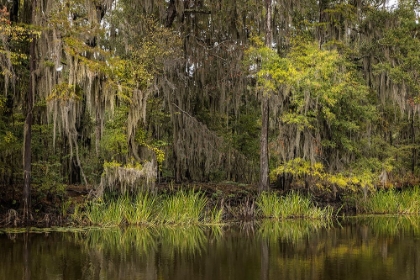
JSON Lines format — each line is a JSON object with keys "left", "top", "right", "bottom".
{"left": 1, "top": 217, "right": 420, "bottom": 280}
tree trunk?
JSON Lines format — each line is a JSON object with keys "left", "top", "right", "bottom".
{"left": 411, "top": 111, "right": 416, "bottom": 174}
{"left": 165, "top": 0, "right": 177, "bottom": 27}
{"left": 10, "top": 0, "right": 19, "bottom": 22}
{"left": 264, "top": 0, "right": 273, "bottom": 48}
{"left": 259, "top": 95, "right": 269, "bottom": 191}
{"left": 23, "top": 0, "right": 36, "bottom": 224}
{"left": 259, "top": 0, "right": 272, "bottom": 191}
{"left": 23, "top": 91, "right": 32, "bottom": 223}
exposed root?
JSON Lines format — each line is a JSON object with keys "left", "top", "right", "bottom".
{"left": 5, "top": 209, "right": 20, "bottom": 227}
{"left": 225, "top": 198, "right": 257, "bottom": 221}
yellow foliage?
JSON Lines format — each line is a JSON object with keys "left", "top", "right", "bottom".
{"left": 47, "top": 83, "right": 82, "bottom": 101}
{"left": 271, "top": 157, "right": 378, "bottom": 193}
{"left": 270, "top": 158, "right": 325, "bottom": 180}
{"left": 3, "top": 131, "right": 16, "bottom": 144}
{"left": 103, "top": 160, "right": 122, "bottom": 169}
{"left": 0, "top": 8, "right": 39, "bottom": 67}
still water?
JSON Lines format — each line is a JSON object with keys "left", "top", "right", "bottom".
{"left": 1, "top": 217, "right": 420, "bottom": 280}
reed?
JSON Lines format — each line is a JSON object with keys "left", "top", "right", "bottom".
{"left": 157, "top": 189, "right": 207, "bottom": 225}
{"left": 360, "top": 187, "right": 420, "bottom": 215}
{"left": 81, "top": 189, "right": 333, "bottom": 226}
{"left": 203, "top": 204, "right": 224, "bottom": 225}
{"left": 125, "top": 192, "right": 156, "bottom": 225}
{"left": 84, "top": 197, "right": 128, "bottom": 227}
{"left": 256, "top": 192, "right": 332, "bottom": 219}
{"left": 82, "top": 193, "right": 155, "bottom": 226}
{"left": 82, "top": 190, "right": 214, "bottom": 226}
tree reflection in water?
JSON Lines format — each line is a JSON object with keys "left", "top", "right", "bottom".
{"left": 1, "top": 217, "right": 420, "bottom": 280}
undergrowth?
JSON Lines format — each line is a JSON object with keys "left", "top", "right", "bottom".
{"left": 358, "top": 187, "right": 420, "bottom": 215}
{"left": 256, "top": 191, "right": 333, "bottom": 219}
{"left": 76, "top": 189, "right": 333, "bottom": 227}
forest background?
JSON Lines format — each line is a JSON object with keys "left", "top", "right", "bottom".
{"left": 0, "top": 0, "right": 420, "bottom": 221}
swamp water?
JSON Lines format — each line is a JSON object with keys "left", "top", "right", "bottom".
{"left": 1, "top": 217, "right": 420, "bottom": 280}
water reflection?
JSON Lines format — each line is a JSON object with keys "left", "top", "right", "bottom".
{"left": 1, "top": 217, "right": 420, "bottom": 280}
{"left": 258, "top": 219, "right": 329, "bottom": 243}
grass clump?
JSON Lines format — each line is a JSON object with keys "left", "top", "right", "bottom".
{"left": 125, "top": 192, "right": 156, "bottom": 225}
{"left": 78, "top": 188, "right": 334, "bottom": 227}
{"left": 203, "top": 204, "right": 224, "bottom": 225}
{"left": 81, "top": 189, "right": 216, "bottom": 226}
{"left": 158, "top": 190, "right": 207, "bottom": 225}
{"left": 360, "top": 187, "right": 420, "bottom": 215}
{"left": 79, "top": 192, "right": 156, "bottom": 227}
{"left": 84, "top": 198, "right": 127, "bottom": 227}
{"left": 256, "top": 192, "right": 332, "bottom": 220}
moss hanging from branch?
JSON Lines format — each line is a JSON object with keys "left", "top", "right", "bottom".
{"left": 98, "top": 160, "right": 157, "bottom": 196}
{"left": 169, "top": 101, "right": 254, "bottom": 182}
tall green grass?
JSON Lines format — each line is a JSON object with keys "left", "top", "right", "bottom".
{"left": 360, "top": 187, "right": 420, "bottom": 215}
{"left": 79, "top": 189, "right": 222, "bottom": 226}
{"left": 125, "top": 192, "right": 156, "bottom": 225}
{"left": 204, "top": 205, "right": 224, "bottom": 225}
{"left": 83, "top": 198, "right": 127, "bottom": 227}
{"left": 256, "top": 192, "right": 333, "bottom": 220}
{"left": 157, "top": 190, "right": 207, "bottom": 225}
{"left": 76, "top": 193, "right": 156, "bottom": 227}
{"left": 78, "top": 190, "right": 333, "bottom": 227}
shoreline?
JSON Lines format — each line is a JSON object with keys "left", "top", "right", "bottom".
{"left": 1, "top": 183, "right": 417, "bottom": 228}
